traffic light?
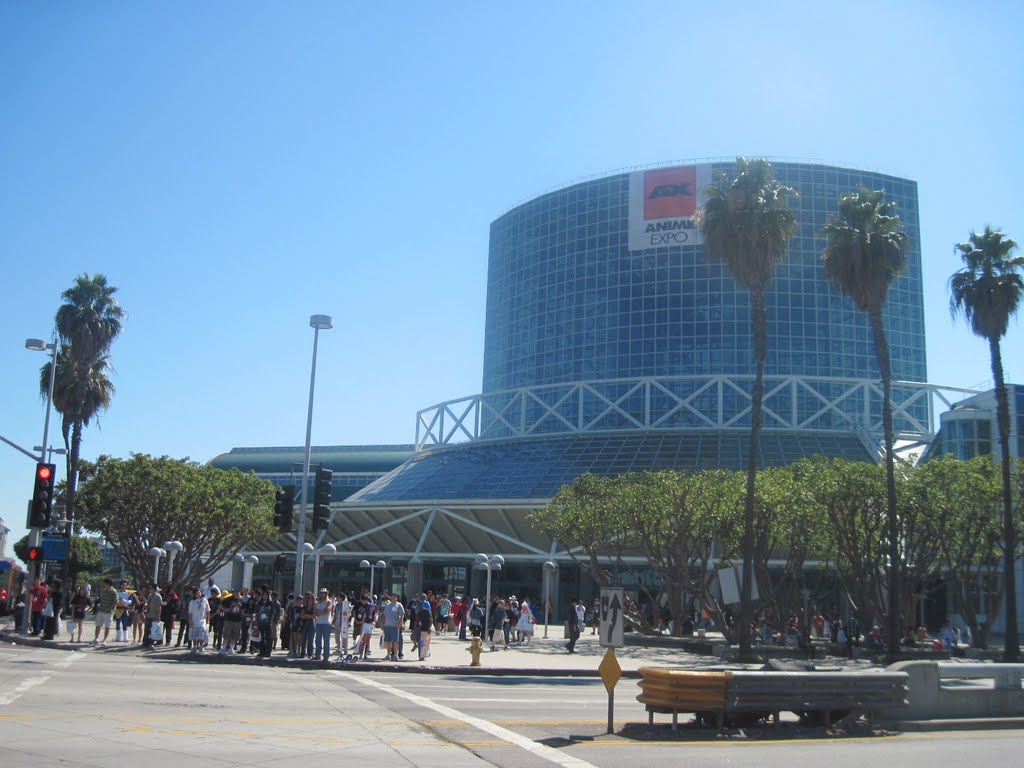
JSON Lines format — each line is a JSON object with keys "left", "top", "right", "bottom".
{"left": 29, "top": 463, "right": 56, "bottom": 528}
{"left": 28, "top": 546, "right": 45, "bottom": 563}
{"left": 274, "top": 553, "right": 288, "bottom": 572}
{"left": 273, "top": 485, "right": 296, "bottom": 533}
{"left": 312, "top": 466, "right": 332, "bottom": 532}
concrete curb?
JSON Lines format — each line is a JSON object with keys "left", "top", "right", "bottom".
{"left": 0, "top": 629, "right": 631, "bottom": 677}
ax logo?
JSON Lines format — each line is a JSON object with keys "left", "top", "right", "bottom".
{"left": 643, "top": 166, "right": 697, "bottom": 220}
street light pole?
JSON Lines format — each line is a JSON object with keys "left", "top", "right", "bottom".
{"left": 474, "top": 554, "right": 504, "bottom": 644}
{"left": 293, "top": 314, "right": 333, "bottom": 598}
{"left": 360, "top": 559, "right": 386, "bottom": 600}
{"left": 162, "top": 541, "right": 183, "bottom": 587}
{"left": 149, "top": 547, "right": 166, "bottom": 584}
{"left": 543, "top": 560, "right": 556, "bottom": 639}
{"left": 313, "top": 543, "right": 336, "bottom": 594}
{"left": 25, "top": 339, "right": 58, "bottom": 573}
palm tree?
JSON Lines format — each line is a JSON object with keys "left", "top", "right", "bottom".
{"left": 949, "top": 226, "right": 1024, "bottom": 662}
{"left": 819, "top": 187, "right": 907, "bottom": 661}
{"left": 42, "top": 274, "right": 124, "bottom": 559}
{"left": 40, "top": 345, "right": 116, "bottom": 477}
{"left": 700, "top": 157, "right": 798, "bottom": 659}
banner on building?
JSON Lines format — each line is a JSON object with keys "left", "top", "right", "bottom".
{"left": 627, "top": 163, "right": 712, "bottom": 252}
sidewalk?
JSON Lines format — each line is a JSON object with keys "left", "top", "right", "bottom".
{"left": 0, "top": 617, "right": 876, "bottom": 676}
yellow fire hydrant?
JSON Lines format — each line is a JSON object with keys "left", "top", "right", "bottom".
{"left": 467, "top": 636, "right": 484, "bottom": 666}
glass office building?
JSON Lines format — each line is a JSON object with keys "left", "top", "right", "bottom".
{"left": 484, "top": 162, "right": 925, "bottom": 391}
{"left": 231, "top": 161, "right": 945, "bottom": 602}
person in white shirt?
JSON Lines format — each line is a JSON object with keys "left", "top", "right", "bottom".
{"left": 188, "top": 587, "right": 211, "bottom": 653}
{"left": 313, "top": 588, "right": 334, "bottom": 662}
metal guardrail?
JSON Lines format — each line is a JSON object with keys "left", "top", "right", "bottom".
{"left": 416, "top": 375, "right": 981, "bottom": 452}
{"left": 637, "top": 667, "right": 909, "bottom": 730}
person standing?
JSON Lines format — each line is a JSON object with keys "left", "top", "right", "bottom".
{"left": 29, "top": 578, "right": 48, "bottom": 636}
{"left": 437, "top": 594, "right": 451, "bottom": 635}
{"left": 175, "top": 590, "right": 192, "bottom": 647}
{"left": 516, "top": 599, "right": 536, "bottom": 644}
{"left": 414, "top": 596, "right": 432, "bottom": 660}
{"left": 91, "top": 579, "right": 119, "bottom": 645}
{"left": 42, "top": 579, "right": 63, "bottom": 640}
{"left": 468, "top": 598, "right": 483, "bottom": 638}
{"left": 488, "top": 599, "right": 507, "bottom": 651}
{"left": 255, "top": 589, "right": 277, "bottom": 658}
{"left": 114, "top": 580, "right": 132, "bottom": 642}
{"left": 381, "top": 592, "right": 405, "bottom": 661}
{"left": 298, "top": 593, "right": 316, "bottom": 659}
{"left": 313, "top": 588, "right": 334, "bottom": 662}
{"left": 219, "top": 591, "right": 244, "bottom": 655}
{"left": 143, "top": 583, "right": 163, "bottom": 647}
{"left": 161, "top": 585, "right": 179, "bottom": 646}
{"left": 351, "top": 594, "right": 367, "bottom": 651}
{"left": 566, "top": 599, "right": 582, "bottom": 654}
{"left": 187, "top": 587, "right": 211, "bottom": 653}
{"left": 69, "top": 585, "right": 90, "bottom": 642}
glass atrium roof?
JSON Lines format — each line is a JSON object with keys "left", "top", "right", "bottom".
{"left": 348, "top": 431, "right": 873, "bottom": 503}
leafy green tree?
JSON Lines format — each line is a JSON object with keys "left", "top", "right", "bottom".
{"left": 529, "top": 474, "right": 657, "bottom": 633}
{"left": 699, "top": 156, "right": 798, "bottom": 657}
{"left": 38, "top": 274, "right": 124, "bottom": 582}
{"left": 910, "top": 456, "right": 1003, "bottom": 646}
{"left": 620, "top": 470, "right": 744, "bottom": 638}
{"left": 819, "top": 188, "right": 908, "bottom": 659}
{"left": 801, "top": 457, "right": 893, "bottom": 630}
{"left": 949, "top": 226, "right": 1024, "bottom": 660}
{"left": 751, "top": 465, "right": 830, "bottom": 624}
{"left": 75, "top": 454, "right": 276, "bottom": 591}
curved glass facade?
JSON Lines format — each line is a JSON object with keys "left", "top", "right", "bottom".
{"left": 482, "top": 161, "right": 926, "bottom": 394}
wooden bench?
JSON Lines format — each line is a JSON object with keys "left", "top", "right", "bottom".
{"left": 637, "top": 667, "right": 909, "bottom": 730}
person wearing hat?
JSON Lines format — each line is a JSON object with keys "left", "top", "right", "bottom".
{"left": 313, "top": 588, "right": 334, "bottom": 662}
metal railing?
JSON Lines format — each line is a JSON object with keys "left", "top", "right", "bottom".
{"left": 415, "top": 375, "right": 981, "bottom": 452}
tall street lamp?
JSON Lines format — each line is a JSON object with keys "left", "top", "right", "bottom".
{"left": 244, "top": 555, "right": 259, "bottom": 590}
{"left": 293, "top": 314, "right": 333, "bottom": 597}
{"left": 162, "top": 541, "right": 183, "bottom": 586}
{"left": 474, "top": 554, "right": 504, "bottom": 643}
{"left": 543, "top": 560, "right": 556, "bottom": 639}
{"left": 25, "top": 338, "right": 58, "bottom": 571}
{"left": 149, "top": 547, "right": 166, "bottom": 584}
{"left": 313, "top": 543, "right": 336, "bottom": 594}
{"left": 299, "top": 543, "right": 315, "bottom": 593}
{"left": 360, "top": 559, "right": 386, "bottom": 600}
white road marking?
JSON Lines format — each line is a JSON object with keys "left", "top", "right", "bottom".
{"left": 0, "top": 651, "right": 83, "bottom": 706}
{"left": 332, "top": 670, "right": 599, "bottom": 768}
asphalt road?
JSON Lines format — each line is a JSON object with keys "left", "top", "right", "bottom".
{"left": 2, "top": 643, "right": 1022, "bottom": 768}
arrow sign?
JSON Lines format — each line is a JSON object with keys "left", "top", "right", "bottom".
{"left": 599, "top": 587, "right": 625, "bottom": 648}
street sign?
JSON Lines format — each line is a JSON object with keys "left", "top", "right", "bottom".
{"left": 41, "top": 536, "right": 69, "bottom": 562}
{"left": 598, "top": 646, "right": 622, "bottom": 692}
{"left": 598, "top": 646, "right": 621, "bottom": 734}
{"left": 600, "top": 586, "right": 625, "bottom": 648}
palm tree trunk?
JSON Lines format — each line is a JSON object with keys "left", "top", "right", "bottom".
{"left": 62, "top": 418, "right": 84, "bottom": 584}
{"left": 868, "top": 309, "right": 900, "bottom": 662}
{"left": 990, "top": 337, "right": 1019, "bottom": 662}
{"left": 739, "top": 286, "right": 767, "bottom": 660}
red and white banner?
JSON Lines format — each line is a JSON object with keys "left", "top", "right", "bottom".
{"left": 628, "top": 163, "right": 711, "bottom": 251}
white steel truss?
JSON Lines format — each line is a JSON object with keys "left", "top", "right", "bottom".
{"left": 416, "top": 375, "right": 981, "bottom": 454}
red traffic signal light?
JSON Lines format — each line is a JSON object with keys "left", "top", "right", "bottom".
{"left": 28, "top": 546, "right": 45, "bottom": 562}
{"left": 29, "top": 463, "right": 57, "bottom": 528}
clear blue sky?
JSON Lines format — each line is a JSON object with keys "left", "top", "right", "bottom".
{"left": 2, "top": 2, "right": 1021, "bottom": 553}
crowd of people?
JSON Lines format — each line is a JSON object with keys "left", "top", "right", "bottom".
{"left": 19, "top": 574, "right": 579, "bottom": 660}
